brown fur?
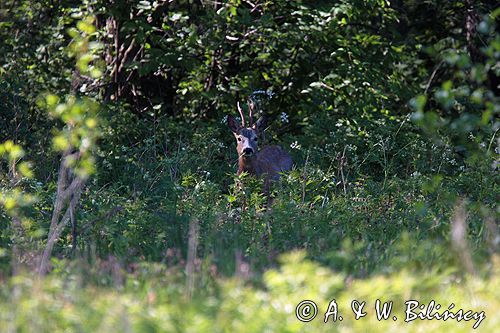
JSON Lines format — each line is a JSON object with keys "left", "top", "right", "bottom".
{"left": 237, "top": 145, "right": 292, "bottom": 180}
{"left": 228, "top": 114, "right": 292, "bottom": 185}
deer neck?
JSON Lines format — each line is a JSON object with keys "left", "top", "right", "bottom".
{"left": 237, "top": 154, "right": 258, "bottom": 175}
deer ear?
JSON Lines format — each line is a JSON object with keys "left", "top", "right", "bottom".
{"left": 254, "top": 116, "right": 266, "bottom": 133}
{"left": 227, "top": 115, "right": 241, "bottom": 133}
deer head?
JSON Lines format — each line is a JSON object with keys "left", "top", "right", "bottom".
{"left": 227, "top": 100, "right": 266, "bottom": 158}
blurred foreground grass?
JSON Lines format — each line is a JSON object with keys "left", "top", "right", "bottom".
{"left": 1, "top": 251, "right": 498, "bottom": 333}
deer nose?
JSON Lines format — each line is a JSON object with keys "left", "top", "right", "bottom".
{"left": 243, "top": 148, "right": 254, "bottom": 155}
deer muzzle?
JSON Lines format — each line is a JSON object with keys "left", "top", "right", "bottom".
{"left": 242, "top": 147, "right": 254, "bottom": 156}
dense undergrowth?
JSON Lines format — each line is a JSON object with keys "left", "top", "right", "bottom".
{"left": 0, "top": 0, "right": 498, "bottom": 331}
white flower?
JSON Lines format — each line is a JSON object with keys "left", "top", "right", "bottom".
{"left": 290, "top": 141, "right": 301, "bottom": 150}
{"left": 280, "top": 112, "right": 289, "bottom": 123}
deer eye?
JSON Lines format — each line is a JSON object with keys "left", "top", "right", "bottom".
{"left": 237, "top": 137, "right": 242, "bottom": 142}
{"left": 253, "top": 137, "right": 258, "bottom": 141}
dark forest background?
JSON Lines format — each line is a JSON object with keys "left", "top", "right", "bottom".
{"left": 0, "top": 1, "right": 498, "bottom": 331}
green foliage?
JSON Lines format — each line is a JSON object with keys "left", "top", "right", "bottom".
{"left": 411, "top": 13, "right": 499, "bottom": 159}
{"left": 0, "top": 253, "right": 499, "bottom": 332}
{"left": 0, "top": 141, "right": 35, "bottom": 214}
{"left": 0, "top": 0, "right": 498, "bottom": 331}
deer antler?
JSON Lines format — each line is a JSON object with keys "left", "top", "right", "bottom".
{"left": 237, "top": 101, "right": 246, "bottom": 127}
{"left": 247, "top": 98, "right": 255, "bottom": 127}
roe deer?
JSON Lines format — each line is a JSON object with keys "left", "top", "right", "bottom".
{"left": 227, "top": 100, "right": 292, "bottom": 195}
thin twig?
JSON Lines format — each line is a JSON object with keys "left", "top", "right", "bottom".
{"left": 185, "top": 217, "right": 199, "bottom": 299}
{"left": 301, "top": 152, "right": 309, "bottom": 204}
{"left": 424, "top": 60, "right": 444, "bottom": 95}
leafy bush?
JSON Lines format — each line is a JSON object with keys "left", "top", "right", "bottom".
{"left": 0, "top": 1, "right": 498, "bottom": 331}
